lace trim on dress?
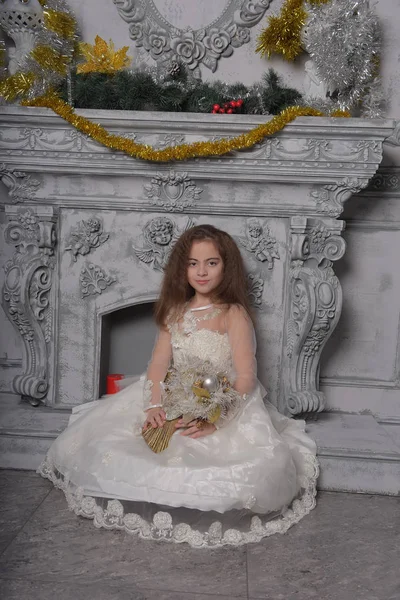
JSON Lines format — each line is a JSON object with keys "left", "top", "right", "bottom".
{"left": 37, "top": 454, "right": 319, "bottom": 549}
{"left": 168, "top": 307, "right": 222, "bottom": 336}
{"left": 184, "top": 307, "right": 222, "bottom": 335}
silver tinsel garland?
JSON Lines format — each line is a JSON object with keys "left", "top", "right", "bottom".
{"left": 303, "top": 0, "right": 383, "bottom": 117}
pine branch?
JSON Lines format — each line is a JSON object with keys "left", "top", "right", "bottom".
{"left": 57, "top": 66, "right": 303, "bottom": 115}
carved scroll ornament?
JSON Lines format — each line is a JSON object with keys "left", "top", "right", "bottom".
{"left": 283, "top": 216, "right": 346, "bottom": 417}
{"left": 311, "top": 177, "right": 370, "bottom": 217}
{"left": 2, "top": 206, "right": 57, "bottom": 405}
{"left": 0, "top": 163, "right": 40, "bottom": 203}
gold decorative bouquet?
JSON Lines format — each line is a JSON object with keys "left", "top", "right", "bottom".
{"left": 142, "top": 360, "right": 241, "bottom": 453}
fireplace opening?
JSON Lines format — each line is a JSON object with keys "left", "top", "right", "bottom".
{"left": 99, "top": 302, "right": 157, "bottom": 397}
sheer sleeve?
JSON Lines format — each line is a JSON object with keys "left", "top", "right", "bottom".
{"left": 143, "top": 327, "right": 172, "bottom": 411}
{"left": 213, "top": 305, "right": 257, "bottom": 429}
{"left": 226, "top": 305, "right": 257, "bottom": 396}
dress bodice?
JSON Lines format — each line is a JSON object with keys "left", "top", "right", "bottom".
{"left": 171, "top": 327, "right": 233, "bottom": 375}
{"left": 168, "top": 306, "right": 233, "bottom": 375}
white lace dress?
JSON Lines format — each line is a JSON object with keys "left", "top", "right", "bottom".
{"left": 38, "top": 306, "right": 319, "bottom": 548}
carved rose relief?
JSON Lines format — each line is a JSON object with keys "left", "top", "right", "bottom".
{"left": 144, "top": 28, "right": 170, "bottom": 60}
{"left": 113, "top": 0, "right": 272, "bottom": 79}
{"left": 205, "top": 28, "right": 232, "bottom": 55}
{"left": 170, "top": 29, "right": 205, "bottom": 70}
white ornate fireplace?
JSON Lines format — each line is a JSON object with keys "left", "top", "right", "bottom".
{"left": 0, "top": 105, "right": 397, "bottom": 492}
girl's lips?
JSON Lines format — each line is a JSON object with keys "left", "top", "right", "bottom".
{"left": 196, "top": 280, "right": 209, "bottom": 284}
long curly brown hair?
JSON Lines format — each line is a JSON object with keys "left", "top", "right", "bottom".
{"left": 154, "top": 224, "right": 252, "bottom": 326}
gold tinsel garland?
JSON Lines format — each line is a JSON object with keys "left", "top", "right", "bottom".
{"left": 257, "top": 0, "right": 330, "bottom": 61}
{"left": 1, "top": 0, "right": 350, "bottom": 163}
{"left": 44, "top": 9, "right": 77, "bottom": 39}
{"left": 0, "top": 72, "right": 36, "bottom": 102}
{"left": 31, "top": 45, "right": 70, "bottom": 75}
{"left": 23, "top": 91, "right": 349, "bottom": 163}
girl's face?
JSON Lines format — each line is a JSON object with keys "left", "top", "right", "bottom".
{"left": 187, "top": 240, "right": 224, "bottom": 297}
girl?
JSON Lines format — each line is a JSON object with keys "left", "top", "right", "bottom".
{"left": 39, "top": 225, "right": 318, "bottom": 547}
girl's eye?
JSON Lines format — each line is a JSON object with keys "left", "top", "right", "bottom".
{"left": 209, "top": 261, "right": 218, "bottom": 266}
{"left": 188, "top": 262, "right": 197, "bottom": 267}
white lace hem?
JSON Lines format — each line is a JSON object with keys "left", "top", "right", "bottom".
{"left": 37, "top": 455, "right": 319, "bottom": 548}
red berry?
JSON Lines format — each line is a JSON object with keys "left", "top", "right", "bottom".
{"left": 212, "top": 104, "right": 220, "bottom": 111}
{"left": 211, "top": 109, "right": 217, "bottom": 113}
{"left": 227, "top": 108, "right": 234, "bottom": 114}
{"left": 219, "top": 108, "right": 225, "bottom": 113}
{"left": 237, "top": 98, "right": 243, "bottom": 106}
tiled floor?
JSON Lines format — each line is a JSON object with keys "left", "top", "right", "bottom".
{"left": 0, "top": 470, "right": 399, "bottom": 600}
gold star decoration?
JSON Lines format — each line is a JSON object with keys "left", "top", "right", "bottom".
{"left": 77, "top": 35, "right": 131, "bottom": 74}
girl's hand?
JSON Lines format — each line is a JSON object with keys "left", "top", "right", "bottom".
{"left": 143, "top": 407, "right": 166, "bottom": 430}
{"left": 175, "top": 418, "right": 216, "bottom": 439}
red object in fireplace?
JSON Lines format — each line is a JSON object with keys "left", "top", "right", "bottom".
{"left": 106, "top": 374, "right": 124, "bottom": 394}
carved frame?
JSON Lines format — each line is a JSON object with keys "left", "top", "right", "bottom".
{"left": 113, "top": 0, "right": 272, "bottom": 78}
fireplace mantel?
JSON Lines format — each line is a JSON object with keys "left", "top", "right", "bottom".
{"left": 0, "top": 107, "right": 395, "bottom": 216}
{"left": 0, "top": 107, "right": 395, "bottom": 423}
